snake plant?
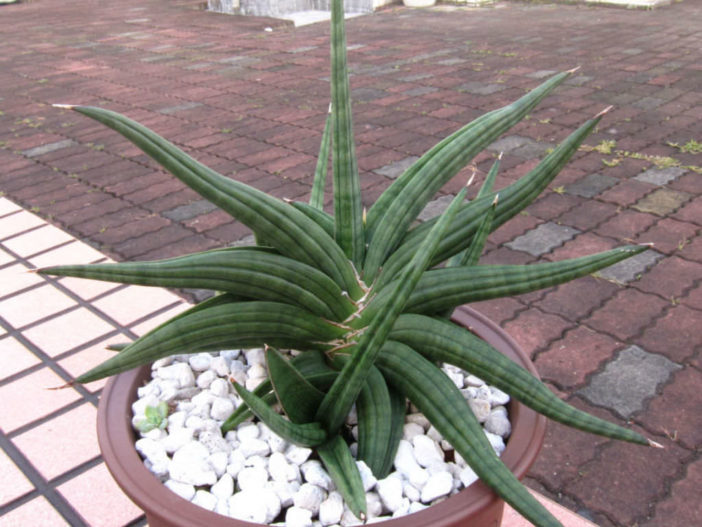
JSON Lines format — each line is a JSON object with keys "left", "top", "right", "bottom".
{"left": 40, "top": 1, "right": 659, "bottom": 525}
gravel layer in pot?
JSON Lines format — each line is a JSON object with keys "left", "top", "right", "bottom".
{"left": 98, "top": 307, "right": 546, "bottom": 527}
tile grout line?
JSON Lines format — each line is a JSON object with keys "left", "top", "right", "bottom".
{"left": 0, "top": 432, "right": 90, "bottom": 526}
{"left": 0, "top": 207, "right": 184, "bottom": 525}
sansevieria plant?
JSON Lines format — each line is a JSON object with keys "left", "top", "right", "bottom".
{"left": 40, "top": 1, "right": 660, "bottom": 526}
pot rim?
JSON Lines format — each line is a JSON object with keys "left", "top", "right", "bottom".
{"left": 97, "top": 305, "right": 546, "bottom": 527}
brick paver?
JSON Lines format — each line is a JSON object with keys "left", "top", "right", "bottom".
{"left": 1, "top": 0, "right": 700, "bottom": 526}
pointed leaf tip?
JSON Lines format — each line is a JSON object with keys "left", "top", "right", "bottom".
{"left": 648, "top": 439, "right": 664, "bottom": 449}
{"left": 466, "top": 170, "right": 476, "bottom": 188}
{"left": 498, "top": 151, "right": 504, "bottom": 160}
{"left": 595, "top": 105, "right": 614, "bottom": 119}
{"left": 52, "top": 103, "right": 76, "bottom": 110}
{"left": 566, "top": 65, "right": 582, "bottom": 74}
{"left": 48, "top": 381, "right": 74, "bottom": 390}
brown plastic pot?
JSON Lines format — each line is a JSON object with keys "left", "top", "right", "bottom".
{"left": 97, "top": 305, "right": 546, "bottom": 527}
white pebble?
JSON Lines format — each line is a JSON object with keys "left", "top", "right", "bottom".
{"left": 356, "top": 460, "right": 377, "bottom": 491}
{"left": 228, "top": 490, "right": 267, "bottom": 523}
{"left": 211, "top": 473, "right": 234, "bottom": 499}
{"left": 489, "top": 386, "right": 510, "bottom": 406}
{"left": 210, "top": 356, "right": 230, "bottom": 376}
{"left": 426, "top": 425, "right": 443, "bottom": 443}
{"left": 286, "top": 445, "right": 312, "bottom": 465}
{"left": 230, "top": 370, "right": 246, "bottom": 386}
{"left": 245, "top": 348, "right": 266, "bottom": 366}
{"left": 393, "top": 440, "right": 428, "bottom": 490}
{"left": 192, "top": 490, "right": 217, "bottom": 511}
{"left": 258, "top": 423, "right": 272, "bottom": 441}
{"left": 267, "top": 430, "right": 288, "bottom": 453}
{"left": 409, "top": 501, "right": 428, "bottom": 514}
{"left": 191, "top": 390, "right": 216, "bottom": 409}
{"left": 245, "top": 376, "right": 265, "bottom": 391}
{"left": 269, "top": 452, "right": 297, "bottom": 483}
{"left": 237, "top": 422, "right": 260, "bottom": 441}
{"left": 301, "top": 460, "right": 333, "bottom": 490}
{"left": 377, "top": 474, "right": 404, "bottom": 512}
{"left": 142, "top": 427, "right": 167, "bottom": 441}
{"left": 484, "top": 430, "right": 506, "bottom": 455}
{"left": 391, "top": 497, "right": 411, "bottom": 517}
{"left": 152, "top": 357, "right": 174, "bottom": 369}
{"left": 229, "top": 359, "right": 246, "bottom": 374}
{"left": 210, "top": 397, "right": 235, "bottom": 421}
{"left": 403, "top": 479, "right": 421, "bottom": 502}
{"left": 196, "top": 369, "right": 217, "bottom": 389}
{"left": 421, "top": 471, "right": 453, "bottom": 503}
{"left": 476, "top": 385, "right": 491, "bottom": 400}
{"left": 163, "top": 429, "right": 193, "bottom": 456}
{"left": 286, "top": 506, "right": 313, "bottom": 527}
{"left": 189, "top": 353, "right": 212, "bottom": 372}
{"left": 158, "top": 381, "right": 179, "bottom": 402}
{"left": 244, "top": 454, "right": 268, "bottom": 469}
{"left": 209, "top": 378, "right": 230, "bottom": 398}
{"left": 492, "top": 405, "right": 508, "bottom": 418}
{"left": 261, "top": 488, "right": 282, "bottom": 523}
{"left": 157, "top": 363, "right": 195, "bottom": 388}
{"left": 164, "top": 479, "right": 195, "bottom": 501}
{"left": 240, "top": 437, "right": 271, "bottom": 458}
{"left": 199, "top": 431, "right": 230, "bottom": 454}
{"left": 346, "top": 404, "right": 358, "bottom": 425}
{"left": 293, "top": 483, "right": 326, "bottom": 514}
{"left": 237, "top": 466, "right": 269, "bottom": 490}
{"left": 412, "top": 434, "right": 444, "bottom": 468}
{"left": 402, "top": 422, "right": 424, "bottom": 441}
{"left": 366, "top": 491, "right": 383, "bottom": 518}
{"left": 468, "top": 398, "right": 491, "bottom": 422}
{"left": 215, "top": 498, "right": 229, "bottom": 516}
{"left": 208, "top": 451, "right": 229, "bottom": 477}
{"left": 134, "top": 438, "right": 168, "bottom": 471}
{"left": 459, "top": 465, "right": 479, "bottom": 487}
{"left": 270, "top": 480, "right": 300, "bottom": 507}
{"left": 406, "top": 413, "right": 430, "bottom": 430}
{"left": 485, "top": 412, "right": 512, "bottom": 438}
{"left": 465, "top": 374, "right": 485, "bottom": 387}
{"left": 319, "top": 491, "right": 344, "bottom": 525}
{"left": 169, "top": 442, "right": 217, "bottom": 486}
{"left": 461, "top": 387, "right": 478, "bottom": 399}
{"left": 247, "top": 362, "right": 267, "bottom": 379}
{"left": 226, "top": 449, "right": 246, "bottom": 478}
{"left": 444, "top": 369, "right": 464, "bottom": 389}
{"left": 220, "top": 349, "right": 240, "bottom": 361}
{"left": 167, "top": 410, "right": 187, "bottom": 430}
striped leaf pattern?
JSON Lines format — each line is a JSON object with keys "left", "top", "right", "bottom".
{"left": 42, "top": 6, "right": 657, "bottom": 525}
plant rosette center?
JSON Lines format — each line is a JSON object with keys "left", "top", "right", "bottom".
{"left": 132, "top": 348, "right": 511, "bottom": 525}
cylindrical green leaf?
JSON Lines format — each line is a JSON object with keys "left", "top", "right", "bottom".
{"left": 76, "top": 301, "right": 345, "bottom": 384}
{"left": 317, "top": 435, "right": 367, "bottom": 521}
{"left": 317, "top": 188, "right": 468, "bottom": 434}
{"left": 233, "top": 382, "right": 327, "bottom": 447}
{"left": 363, "top": 71, "right": 573, "bottom": 282}
{"left": 377, "top": 114, "right": 602, "bottom": 288}
{"left": 364, "top": 246, "right": 648, "bottom": 321}
{"left": 67, "top": 105, "right": 363, "bottom": 298}
{"left": 39, "top": 247, "right": 354, "bottom": 321}
{"left": 390, "top": 314, "right": 649, "bottom": 446}
{"left": 376, "top": 341, "right": 562, "bottom": 527}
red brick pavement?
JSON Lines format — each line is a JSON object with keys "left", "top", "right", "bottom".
{"left": 1, "top": 0, "right": 700, "bottom": 525}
